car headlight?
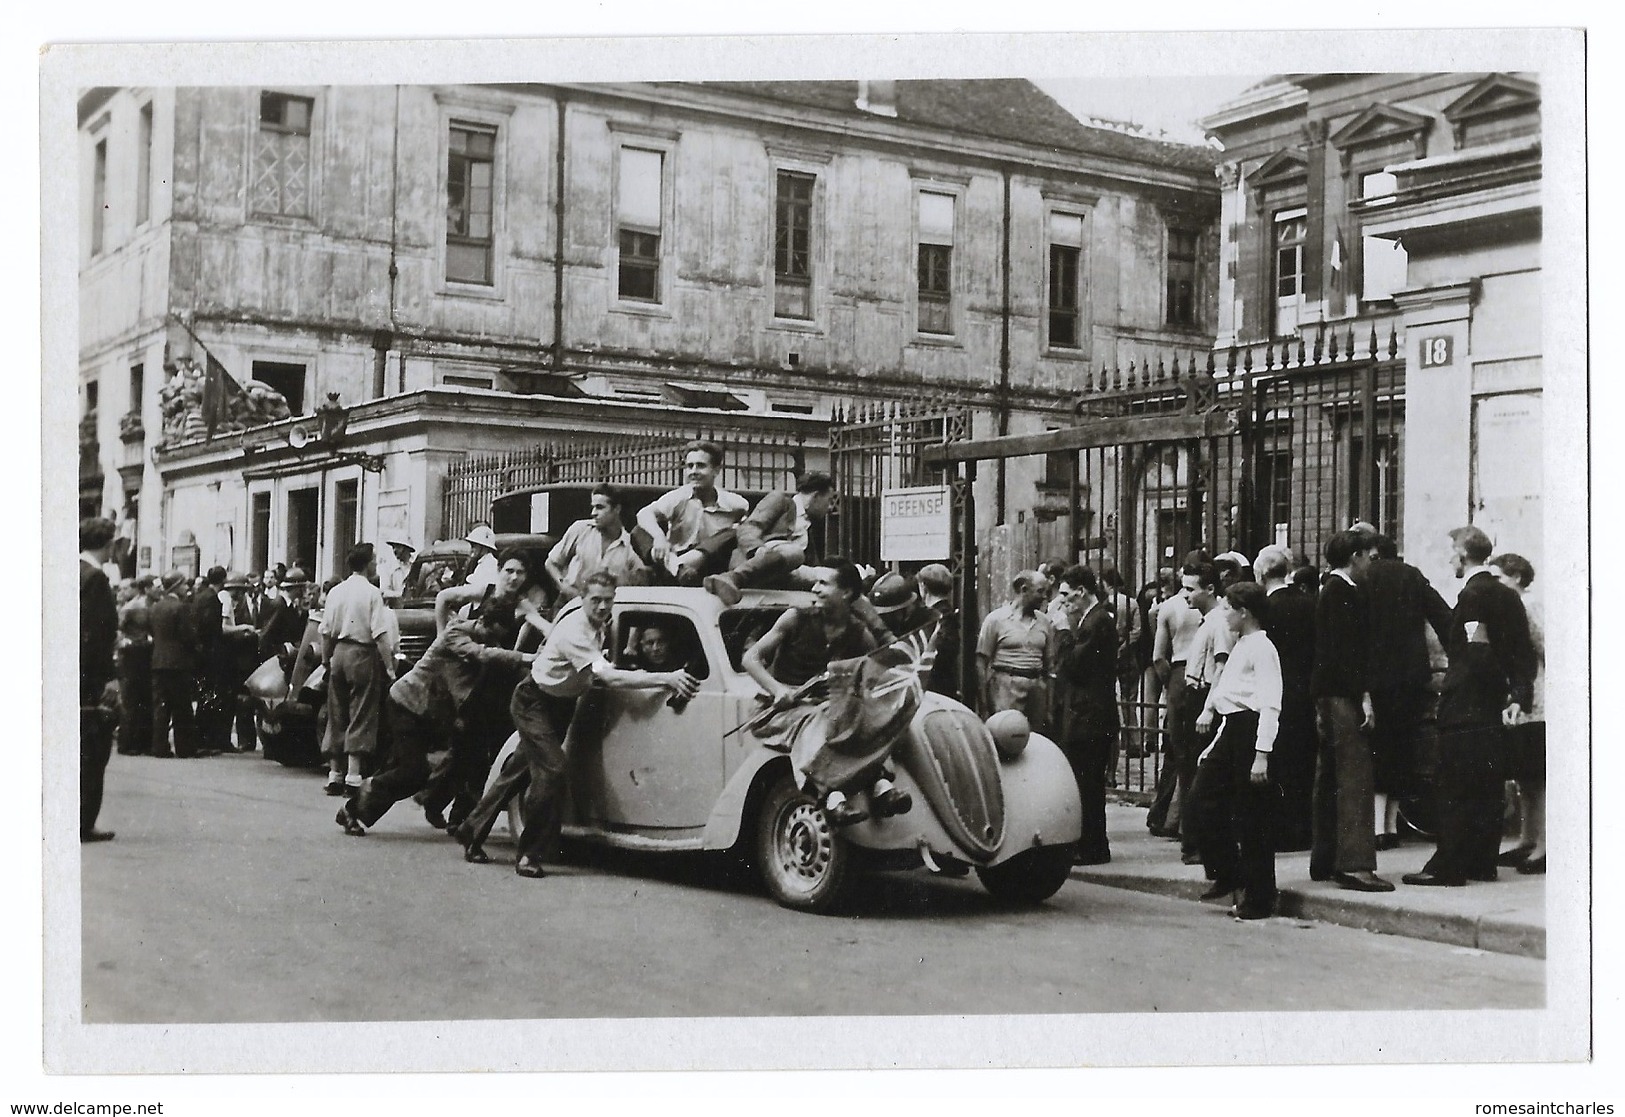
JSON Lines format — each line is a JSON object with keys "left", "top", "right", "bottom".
{"left": 986, "top": 709, "right": 1030, "bottom": 759}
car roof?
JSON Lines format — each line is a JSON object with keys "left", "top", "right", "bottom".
{"left": 574, "top": 585, "right": 815, "bottom": 620}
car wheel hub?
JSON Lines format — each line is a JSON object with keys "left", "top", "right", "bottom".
{"left": 776, "top": 802, "right": 832, "bottom": 889}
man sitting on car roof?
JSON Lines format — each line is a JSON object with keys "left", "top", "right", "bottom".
{"left": 634, "top": 440, "right": 750, "bottom": 587}
{"left": 701, "top": 471, "right": 834, "bottom": 606}
{"left": 546, "top": 483, "right": 650, "bottom": 604}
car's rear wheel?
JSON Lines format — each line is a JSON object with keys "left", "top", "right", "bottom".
{"left": 754, "top": 773, "right": 852, "bottom": 913}
{"left": 975, "top": 846, "right": 1074, "bottom": 905}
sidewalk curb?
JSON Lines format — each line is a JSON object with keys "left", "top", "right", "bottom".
{"left": 1069, "top": 868, "right": 1546, "bottom": 959}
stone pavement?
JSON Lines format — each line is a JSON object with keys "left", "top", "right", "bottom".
{"left": 1071, "top": 800, "right": 1545, "bottom": 958}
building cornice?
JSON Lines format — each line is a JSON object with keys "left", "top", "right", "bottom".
{"left": 532, "top": 82, "right": 1217, "bottom": 198}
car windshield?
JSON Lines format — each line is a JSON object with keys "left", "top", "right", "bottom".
{"left": 718, "top": 606, "right": 789, "bottom": 672}
{"left": 403, "top": 555, "right": 465, "bottom": 603}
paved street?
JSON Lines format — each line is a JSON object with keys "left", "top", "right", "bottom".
{"left": 81, "top": 752, "right": 1543, "bottom": 1023}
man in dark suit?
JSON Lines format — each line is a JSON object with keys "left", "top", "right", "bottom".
{"left": 79, "top": 517, "right": 120, "bottom": 842}
{"left": 916, "top": 563, "right": 961, "bottom": 703}
{"left": 1351, "top": 524, "right": 1456, "bottom": 848}
{"left": 1404, "top": 526, "right": 1536, "bottom": 887}
{"left": 1254, "top": 544, "right": 1316, "bottom": 851}
{"left": 150, "top": 570, "right": 200, "bottom": 758}
{"left": 702, "top": 471, "right": 834, "bottom": 605}
{"left": 1309, "top": 529, "right": 1392, "bottom": 891}
{"left": 1053, "top": 565, "right": 1118, "bottom": 866}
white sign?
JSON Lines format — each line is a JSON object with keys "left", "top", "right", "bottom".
{"left": 529, "top": 492, "right": 551, "bottom": 533}
{"left": 880, "top": 485, "right": 952, "bottom": 561}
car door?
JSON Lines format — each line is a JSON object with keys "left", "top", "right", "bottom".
{"left": 592, "top": 607, "right": 725, "bottom": 832}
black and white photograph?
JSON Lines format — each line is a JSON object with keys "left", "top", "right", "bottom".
{"left": 28, "top": 11, "right": 1600, "bottom": 1109}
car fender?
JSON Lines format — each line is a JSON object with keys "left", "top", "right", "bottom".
{"left": 984, "top": 732, "right": 1083, "bottom": 867}
{"left": 699, "top": 748, "right": 787, "bottom": 850}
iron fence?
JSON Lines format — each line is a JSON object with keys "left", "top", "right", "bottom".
{"left": 441, "top": 428, "right": 808, "bottom": 540}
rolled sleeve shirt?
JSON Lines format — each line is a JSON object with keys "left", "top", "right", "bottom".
{"left": 530, "top": 607, "right": 612, "bottom": 699}
{"left": 647, "top": 485, "right": 749, "bottom": 553}
{"left": 1207, "top": 630, "right": 1283, "bottom": 753}
{"left": 549, "top": 519, "right": 645, "bottom": 591}
{"left": 319, "top": 573, "right": 393, "bottom": 651}
{"left": 976, "top": 603, "right": 1053, "bottom": 674}
{"left": 1185, "top": 607, "right": 1235, "bottom": 688}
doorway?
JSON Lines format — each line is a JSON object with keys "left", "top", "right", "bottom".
{"left": 286, "top": 487, "right": 318, "bottom": 576}
{"left": 332, "top": 479, "right": 359, "bottom": 581}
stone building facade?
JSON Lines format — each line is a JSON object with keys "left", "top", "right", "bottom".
{"left": 77, "top": 80, "right": 1218, "bottom": 581}
{"left": 1202, "top": 72, "right": 1543, "bottom": 591}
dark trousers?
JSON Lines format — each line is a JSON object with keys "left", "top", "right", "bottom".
{"left": 1173, "top": 683, "right": 1212, "bottom": 854}
{"left": 1189, "top": 710, "right": 1277, "bottom": 916}
{"left": 80, "top": 687, "right": 115, "bottom": 836}
{"left": 1369, "top": 684, "right": 1427, "bottom": 798}
{"left": 1310, "top": 696, "right": 1377, "bottom": 875}
{"left": 1060, "top": 726, "right": 1114, "bottom": 863}
{"left": 1421, "top": 725, "right": 1506, "bottom": 881}
{"left": 195, "top": 671, "right": 233, "bottom": 753}
{"left": 151, "top": 669, "right": 196, "bottom": 757}
{"left": 1145, "top": 668, "right": 1185, "bottom": 832}
{"left": 459, "top": 679, "right": 575, "bottom": 863}
{"left": 1272, "top": 697, "right": 1317, "bottom": 852}
{"left": 115, "top": 642, "right": 152, "bottom": 754}
{"left": 422, "top": 706, "right": 509, "bottom": 826}
{"left": 353, "top": 699, "right": 442, "bottom": 827}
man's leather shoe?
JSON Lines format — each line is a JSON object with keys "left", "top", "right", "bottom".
{"left": 872, "top": 786, "right": 912, "bottom": 818}
{"left": 514, "top": 858, "right": 547, "bottom": 879}
{"left": 1200, "top": 881, "right": 1239, "bottom": 902}
{"left": 1516, "top": 855, "right": 1546, "bottom": 875}
{"left": 335, "top": 805, "right": 366, "bottom": 837}
{"left": 702, "top": 573, "right": 744, "bottom": 607}
{"left": 1374, "top": 833, "right": 1401, "bottom": 851}
{"left": 1401, "top": 871, "right": 1466, "bottom": 887}
{"left": 80, "top": 829, "right": 116, "bottom": 843}
{"left": 1180, "top": 850, "right": 1202, "bottom": 865}
{"left": 450, "top": 825, "right": 491, "bottom": 863}
{"left": 823, "top": 800, "right": 869, "bottom": 827}
{"left": 1467, "top": 869, "right": 1498, "bottom": 882}
{"left": 1233, "top": 905, "right": 1273, "bottom": 921}
{"left": 1309, "top": 868, "right": 1333, "bottom": 882}
{"left": 1497, "top": 844, "right": 1534, "bottom": 867}
{"left": 424, "top": 806, "right": 449, "bottom": 830}
{"left": 1333, "top": 870, "right": 1396, "bottom": 892}
{"left": 324, "top": 780, "right": 346, "bottom": 797}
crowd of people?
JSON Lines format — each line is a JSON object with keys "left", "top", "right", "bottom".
{"left": 971, "top": 520, "right": 1544, "bottom": 919}
{"left": 78, "top": 443, "right": 1545, "bottom": 923}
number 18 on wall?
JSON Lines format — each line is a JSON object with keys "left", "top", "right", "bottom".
{"left": 1419, "top": 335, "right": 1454, "bottom": 369}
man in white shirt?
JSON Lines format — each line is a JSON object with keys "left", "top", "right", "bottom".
{"left": 1189, "top": 581, "right": 1283, "bottom": 919}
{"left": 1173, "top": 564, "right": 1232, "bottom": 862}
{"left": 635, "top": 441, "right": 750, "bottom": 586}
{"left": 546, "top": 483, "right": 649, "bottom": 602}
{"left": 451, "top": 570, "right": 699, "bottom": 877}
{"left": 463, "top": 524, "right": 499, "bottom": 589}
{"left": 382, "top": 540, "right": 415, "bottom": 603}
{"left": 318, "top": 543, "right": 396, "bottom": 797}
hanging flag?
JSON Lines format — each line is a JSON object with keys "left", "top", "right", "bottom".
{"left": 200, "top": 349, "right": 245, "bottom": 437}
{"left": 1330, "top": 227, "right": 1345, "bottom": 292}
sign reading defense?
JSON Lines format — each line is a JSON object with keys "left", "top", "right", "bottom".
{"left": 880, "top": 485, "right": 952, "bottom": 561}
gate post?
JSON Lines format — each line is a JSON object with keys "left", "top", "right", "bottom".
{"left": 959, "top": 457, "right": 978, "bottom": 711}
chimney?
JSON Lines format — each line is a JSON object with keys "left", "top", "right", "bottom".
{"left": 855, "top": 80, "right": 898, "bottom": 118}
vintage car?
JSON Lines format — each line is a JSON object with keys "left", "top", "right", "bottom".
{"left": 484, "top": 586, "right": 1082, "bottom": 913}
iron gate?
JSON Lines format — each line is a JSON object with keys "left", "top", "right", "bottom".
{"left": 1065, "top": 320, "right": 1406, "bottom": 793}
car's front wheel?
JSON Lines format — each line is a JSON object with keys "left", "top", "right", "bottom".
{"left": 755, "top": 773, "right": 852, "bottom": 913}
{"left": 975, "top": 846, "right": 1074, "bottom": 905}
